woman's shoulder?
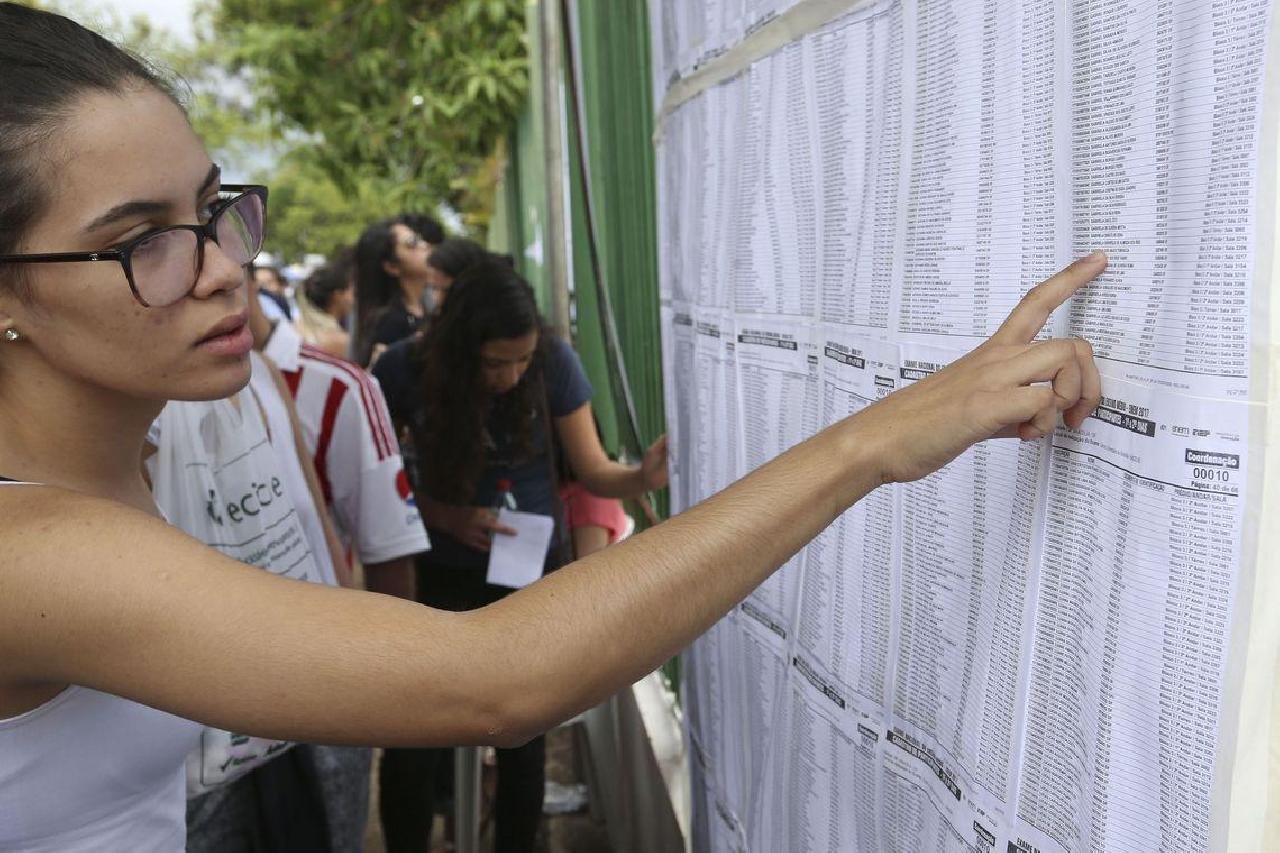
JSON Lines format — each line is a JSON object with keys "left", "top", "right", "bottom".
{"left": 371, "top": 336, "right": 423, "bottom": 416}
{"left": 0, "top": 484, "right": 162, "bottom": 546}
{"left": 544, "top": 333, "right": 576, "bottom": 360}
{"left": 0, "top": 481, "right": 76, "bottom": 519}
{"left": 542, "top": 335, "right": 592, "bottom": 412}
{"left": 543, "top": 334, "right": 587, "bottom": 378}
{"left": 0, "top": 486, "right": 171, "bottom": 671}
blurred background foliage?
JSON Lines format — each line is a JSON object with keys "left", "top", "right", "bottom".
{"left": 19, "top": 0, "right": 530, "bottom": 261}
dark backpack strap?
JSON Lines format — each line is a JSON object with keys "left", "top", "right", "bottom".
{"left": 538, "top": 373, "right": 574, "bottom": 569}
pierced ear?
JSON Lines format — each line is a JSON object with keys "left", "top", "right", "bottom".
{"left": 0, "top": 303, "right": 20, "bottom": 342}
{"left": 0, "top": 287, "right": 31, "bottom": 342}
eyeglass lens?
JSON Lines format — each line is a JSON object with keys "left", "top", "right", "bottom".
{"left": 217, "top": 192, "right": 266, "bottom": 265}
{"left": 132, "top": 192, "right": 266, "bottom": 307}
{"left": 132, "top": 230, "right": 199, "bottom": 308}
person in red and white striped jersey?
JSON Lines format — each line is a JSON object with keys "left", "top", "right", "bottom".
{"left": 258, "top": 313, "right": 428, "bottom": 599}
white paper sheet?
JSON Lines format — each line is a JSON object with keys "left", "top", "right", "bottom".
{"left": 484, "top": 510, "right": 554, "bottom": 590}
{"left": 1013, "top": 377, "right": 1249, "bottom": 853}
{"left": 651, "top": 0, "right": 1275, "bottom": 848}
{"left": 1062, "top": 0, "right": 1270, "bottom": 401}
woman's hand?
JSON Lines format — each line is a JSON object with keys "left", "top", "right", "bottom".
{"left": 859, "top": 251, "right": 1106, "bottom": 485}
{"left": 640, "top": 434, "right": 669, "bottom": 491}
{"left": 555, "top": 406, "right": 670, "bottom": 500}
{"left": 439, "top": 505, "right": 518, "bottom": 552}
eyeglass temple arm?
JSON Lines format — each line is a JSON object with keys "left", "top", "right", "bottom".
{"left": 0, "top": 251, "right": 124, "bottom": 264}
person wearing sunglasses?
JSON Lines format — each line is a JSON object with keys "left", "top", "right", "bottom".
{"left": 353, "top": 218, "right": 435, "bottom": 367}
{"left": 0, "top": 6, "right": 1105, "bottom": 851}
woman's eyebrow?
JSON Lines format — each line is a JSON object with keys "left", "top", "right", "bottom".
{"left": 84, "top": 163, "right": 222, "bottom": 232}
{"left": 84, "top": 199, "right": 167, "bottom": 232}
{"left": 198, "top": 163, "right": 222, "bottom": 195}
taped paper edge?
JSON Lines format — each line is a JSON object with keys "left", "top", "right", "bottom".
{"left": 653, "top": 0, "right": 883, "bottom": 140}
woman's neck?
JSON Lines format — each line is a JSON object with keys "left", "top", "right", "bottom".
{"left": 0, "top": 361, "right": 162, "bottom": 512}
{"left": 400, "top": 279, "right": 427, "bottom": 317}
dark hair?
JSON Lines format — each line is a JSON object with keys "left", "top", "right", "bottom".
{"left": 398, "top": 213, "right": 444, "bottom": 246}
{"left": 415, "top": 260, "right": 552, "bottom": 503}
{"left": 426, "top": 238, "right": 490, "bottom": 283}
{"left": 0, "top": 3, "right": 179, "bottom": 293}
{"left": 352, "top": 219, "right": 401, "bottom": 365}
{"left": 303, "top": 263, "right": 352, "bottom": 314}
{"left": 330, "top": 246, "right": 355, "bottom": 288}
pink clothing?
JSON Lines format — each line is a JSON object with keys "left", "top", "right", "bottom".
{"left": 559, "top": 481, "right": 629, "bottom": 544}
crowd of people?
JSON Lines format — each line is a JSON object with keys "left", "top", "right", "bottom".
{"left": 0, "top": 5, "right": 1107, "bottom": 853}
{"left": 221, "top": 214, "right": 659, "bottom": 851}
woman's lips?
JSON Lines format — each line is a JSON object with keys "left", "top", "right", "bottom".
{"left": 196, "top": 319, "right": 253, "bottom": 357}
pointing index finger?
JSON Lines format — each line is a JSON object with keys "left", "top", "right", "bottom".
{"left": 991, "top": 251, "right": 1108, "bottom": 346}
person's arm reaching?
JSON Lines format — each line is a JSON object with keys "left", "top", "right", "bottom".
{"left": 555, "top": 406, "right": 667, "bottom": 499}
{"left": 483, "top": 255, "right": 1103, "bottom": 735}
{"left": 0, "top": 253, "right": 1105, "bottom": 750}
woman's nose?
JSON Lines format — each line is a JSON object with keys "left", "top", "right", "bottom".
{"left": 193, "top": 240, "right": 247, "bottom": 300}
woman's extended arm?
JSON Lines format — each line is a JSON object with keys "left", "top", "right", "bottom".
{"left": 0, "top": 254, "right": 1104, "bottom": 750}
{"left": 480, "top": 254, "right": 1103, "bottom": 736}
{"left": 555, "top": 405, "right": 668, "bottom": 499}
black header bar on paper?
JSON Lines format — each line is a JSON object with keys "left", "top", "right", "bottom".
{"left": 1091, "top": 405, "right": 1156, "bottom": 437}
{"left": 738, "top": 331, "right": 798, "bottom": 350}
{"left": 791, "top": 656, "right": 847, "bottom": 710}
{"left": 740, "top": 600, "right": 788, "bottom": 639}
{"left": 1185, "top": 449, "right": 1240, "bottom": 469}
{"left": 824, "top": 345, "right": 866, "bottom": 368}
{"left": 886, "top": 728, "right": 961, "bottom": 801}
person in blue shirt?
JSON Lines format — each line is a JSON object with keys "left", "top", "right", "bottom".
{"left": 373, "top": 259, "right": 667, "bottom": 852}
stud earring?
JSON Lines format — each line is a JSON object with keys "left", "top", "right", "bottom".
{"left": 3, "top": 329, "right": 19, "bottom": 342}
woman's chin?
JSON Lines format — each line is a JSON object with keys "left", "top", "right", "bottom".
{"left": 164, "top": 359, "right": 253, "bottom": 402}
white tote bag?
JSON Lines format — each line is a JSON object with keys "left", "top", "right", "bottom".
{"left": 148, "top": 389, "right": 327, "bottom": 797}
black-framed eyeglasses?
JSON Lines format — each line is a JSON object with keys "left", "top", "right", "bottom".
{"left": 0, "top": 184, "right": 268, "bottom": 308}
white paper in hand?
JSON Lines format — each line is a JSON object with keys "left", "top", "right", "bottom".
{"left": 486, "top": 509, "right": 555, "bottom": 589}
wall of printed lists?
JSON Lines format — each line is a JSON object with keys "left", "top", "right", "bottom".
{"left": 649, "top": 0, "right": 1280, "bottom": 850}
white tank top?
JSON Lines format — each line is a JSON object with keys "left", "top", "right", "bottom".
{"left": 0, "top": 482, "right": 202, "bottom": 851}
